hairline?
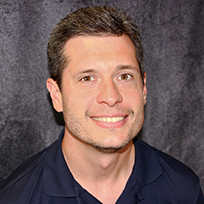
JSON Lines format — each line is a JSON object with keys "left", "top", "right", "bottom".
{"left": 59, "top": 33, "right": 143, "bottom": 90}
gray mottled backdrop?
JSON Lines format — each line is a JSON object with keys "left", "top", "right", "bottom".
{"left": 0, "top": 0, "right": 204, "bottom": 191}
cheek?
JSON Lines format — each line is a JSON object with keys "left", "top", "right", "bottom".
{"left": 122, "top": 88, "right": 144, "bottom": 107}
{"left": 69, "top": 88, "right": 96, "bottom": 111}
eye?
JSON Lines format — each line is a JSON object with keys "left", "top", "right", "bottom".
{"left": 119, "top": 73, "right": 132, "bottom": 80}
{"left": 81, "top": 76, "right": 94, "bottom": 82}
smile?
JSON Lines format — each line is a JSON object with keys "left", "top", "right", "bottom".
{"left": 91, "top": 117, "right": 125, "bottom": 123}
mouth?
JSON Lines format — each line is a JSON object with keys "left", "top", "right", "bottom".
{"left": 91, "top": 116, "right": 125, "bottom": 123}
{"left": 90, "top": 115, "right": 128, "bottom": 128}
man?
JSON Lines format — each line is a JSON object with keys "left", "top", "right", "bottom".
{"left": 0, "top": 5, "right": 203, "bottom": 204}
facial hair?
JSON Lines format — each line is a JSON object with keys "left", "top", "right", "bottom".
{"left": 62, "top": 102, "right": 145, "bottom": 154}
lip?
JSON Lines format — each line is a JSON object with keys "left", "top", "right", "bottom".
{"left": 90, "top": 115, "right": 128, "bottom": 129}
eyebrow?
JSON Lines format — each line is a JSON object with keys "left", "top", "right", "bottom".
{"left": 71, "top": 69, "right": 99, "bottom": 79}
{"left": 116, "top": 65, "right": 140, "bottom": 72}
{"left": 71, "top": 65, "right": 139, "bottom": 78}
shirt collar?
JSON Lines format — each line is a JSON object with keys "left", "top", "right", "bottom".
{"left": 43, "top": 130, "right": 162, "bottom": 198}
{"left": 134, "top": 139, "right": 162, "bottom": 187}
{"left": 119, "top": 139, "right": 162, "bottom": 203}
{"left": 44, "top": 129, "right": 77, "bottom": 197}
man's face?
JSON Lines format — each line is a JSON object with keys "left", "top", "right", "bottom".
{"left": 51, "top": 35, "right": 147, "bottom": 152}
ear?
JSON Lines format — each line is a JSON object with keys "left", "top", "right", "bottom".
{"left": 143, "top": 73, "right": 147, "bottom": 105}
{"left": 46, "top": 78, "right": 63, "bottom": 112}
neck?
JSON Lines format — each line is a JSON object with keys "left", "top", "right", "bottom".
{"left": 61, "top": 130, "right": 135, "bottom": 204}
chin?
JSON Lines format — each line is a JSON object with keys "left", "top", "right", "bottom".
{"left": 90, "top": 138, "right": 132, "bottom": 154}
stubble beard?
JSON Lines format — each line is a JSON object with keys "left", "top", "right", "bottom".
{"left": 62, "top": 105, "right": 144, "bottom": 154}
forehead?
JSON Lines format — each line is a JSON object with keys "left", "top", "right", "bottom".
{"left": 63, "top": 35, "right": 138, "bottom": 72}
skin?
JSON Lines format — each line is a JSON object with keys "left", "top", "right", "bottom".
{"left": 47, "top": 34, "right": 147, "bottom": 204}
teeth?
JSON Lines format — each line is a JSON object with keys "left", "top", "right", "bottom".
{"left": 92, "top": 117, "right": 124, "bottom": 123}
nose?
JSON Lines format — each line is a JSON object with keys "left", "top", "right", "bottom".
{"left": 96, "top": 79, "right": 123, "bottom": 107}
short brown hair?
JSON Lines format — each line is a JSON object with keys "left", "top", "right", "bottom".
{"left": 47, "top": 5, "right": 144, "bottom": 89}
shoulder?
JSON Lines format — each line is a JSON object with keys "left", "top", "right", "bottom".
{"left": 137, "top": 139, "right": 199, "bottom": 181}
{"left": 0, "top": 140, "right": 58, "bottom": 203}
{"left": 150, "top": 142, "right": 199, "bottom": 183}
{"left": 135, "top": 139, "right": 204, "bottom": 203}
{"left": 0, "top": 149, "right": 46, "bottom": 190}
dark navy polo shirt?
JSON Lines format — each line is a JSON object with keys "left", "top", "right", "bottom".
{"left": 0, "top": 129, "right": 203, "bottom": 203}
